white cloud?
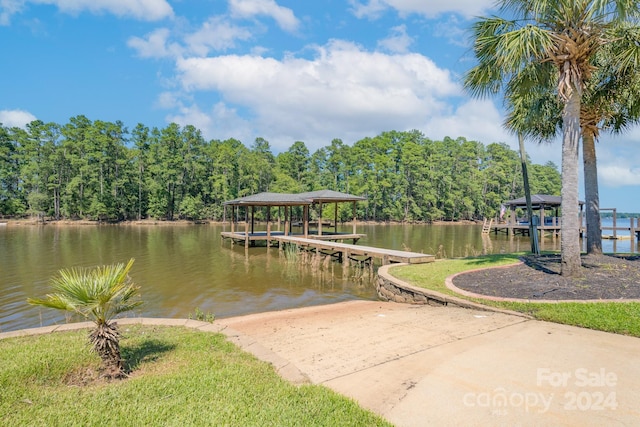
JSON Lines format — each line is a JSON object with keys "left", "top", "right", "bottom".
{"left": 2, "top": 0, "right": 173, "bottom": 24}
{"left": 0, "top": 109, "right": 37, "bottom": 127}
{"left": 184, "top": 16, "right": 253, "bottom": 56}
{"left": 0, "top": 0, "right": 24, "bottom": 25}
{"left": 128, "top": 17, "right": 253, "bottom": 59}
{"left": 348, "top": 0, "right": 387, "bottom": 20}
{"left": 423, "top": 99, "right": 510, "bottom": 144}
{"left": 594, "top": 128, "right": 640, "bottom": 188}
{"left": 350, "top": 0, "right": 494, "bottom": 19}
{"left": 167, "top": 102, "right": 254, "bottom": 144}
{"left": 599, "top": 164, "right": 640, "bottom": 187}
{"left": 128, "top": 28, "right": 181, "bottom": 58}
{"left": 422, "top": 99, "right": 564, "bottom": 167}
{"left": 46, "top": 0, "right": 173, "bottom": 20}
{"left": 433, "top": 15, "right": 470, "bottom": 48}
{"left": 172, "top": 40, "right": 460, "bottom": 151}
{"left": 377, "top": 24, "right": 413, "bottom": 53}
{"left": 229, "top": 0, "right": 299, "bottom": 32}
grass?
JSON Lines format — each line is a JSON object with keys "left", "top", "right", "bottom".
{"left": 390, "top": 254, "right": 640, "bottom": 338}
{"left": 0, "top": 325, "right": 391, "bottom": 427}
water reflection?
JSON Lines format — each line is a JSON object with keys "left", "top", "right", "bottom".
{"left": 0, "top": 222, "right": 637, "bottom": 332}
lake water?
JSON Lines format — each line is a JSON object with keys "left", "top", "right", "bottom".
{"left": 1, "top": 221, "right": 637, "bottom": 332}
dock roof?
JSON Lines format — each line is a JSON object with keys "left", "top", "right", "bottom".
{"left": 298, "top": 190, "right": 366, "bottom": 202}
{"left": 505, "top": 194, "right": 584, "bottom": 208}
{"left": 223, "top": 192, "right": 311, "bottom": 206}
{"left": 223, "top": 190, "right": 366, "bottom": 207}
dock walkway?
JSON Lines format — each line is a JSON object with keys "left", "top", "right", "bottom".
{"left": 273, "top": 235, "right": 435, "bottom": 265}
{"left": 220, "top": 231, "right": 366, "bottom": 245}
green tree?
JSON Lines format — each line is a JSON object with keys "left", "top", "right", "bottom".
{"left": 60, "top": 115, "right": 93, "bottom": 218}
{"left": 14, "top": 120, "right": 62, "bottom": 219}
{"left": 277, "top": 140, "right": 310, "bottom": 187}
{"left": 28, "top": 259, "right": 142, "bottom": 378}
{"left": 131, "top": 123, "right": 151, "bottom": 220}
{"left": 147, "top": 123, "right": 184, "bottom": 220}
{"left": 464, "top": 0, "right": 640, "bottom": 275}
{"left": 0, "top": 124, "right": 24, "bottom": 215}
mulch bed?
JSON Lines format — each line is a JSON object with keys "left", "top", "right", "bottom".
{"left": 451, "top": 254, "right": 640, "bottom": 300}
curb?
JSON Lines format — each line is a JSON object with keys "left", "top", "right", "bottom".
{"left": 445, "top": 263, "right": 640, "bottom": 304}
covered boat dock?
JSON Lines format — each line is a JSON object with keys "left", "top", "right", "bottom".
{"left": 491, "top": 194, "right": 585, "bottom": 236}
{"left": 221, "top": 190, "right": 367, "bottom": 247}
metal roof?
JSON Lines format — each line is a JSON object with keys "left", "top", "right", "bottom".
{"left": 223, "top": 192, "right": 311, "bottom": 206}
{"left": 504, "top": 194, "right": 584, "bottom": 207}
{"left": 224, "top": 190, "right": 367, "bottom": 206}
{"left": 298, "top": 190, "right": 367, "bottom": 202}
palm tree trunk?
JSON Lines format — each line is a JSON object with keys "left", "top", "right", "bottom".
{"left": 89, "top": 321, "right": 125, "bottom": 378}
{"left": 582, "top": 132, "right": 602, "bottom": 255}
{"left": 518, "top": 133, "right": 539, "bottom": 255}
{"left": 561, "top": 90, "right": 582, "bottom": 276}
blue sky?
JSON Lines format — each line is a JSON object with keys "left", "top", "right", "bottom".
{"left": 1, "top": 0, "right": 639, "bottom": 212}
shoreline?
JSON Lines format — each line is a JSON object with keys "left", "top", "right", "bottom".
{"left": 0, "top": 218, "right": 481, "bottom": 227}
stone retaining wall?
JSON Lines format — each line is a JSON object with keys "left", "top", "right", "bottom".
{"left": 375, "top": 264, "right": 524, "bottom": 315}
{"left": 376, "top": 268, "right": 447, "bottom": 306}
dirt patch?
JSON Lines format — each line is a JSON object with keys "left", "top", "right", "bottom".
{"left": 63, "top": 366, "right": 109, "bottom": 387}
{"left": 452, "top": 254, "right": 640, "bottom": 300}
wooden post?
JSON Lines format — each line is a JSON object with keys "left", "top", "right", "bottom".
{"left": 334, "top": 202, "right": 338, "bottom": 233}
{"left": 267, "top": 207, "right": 271, "bottom": 246}
{"left": 509, "top": 207, "right": 516, "bottom": 236}
{"left": 303, "top": 205, "right": 309, "bottom": 238}
{"left": 231, "top": 206, "right": 235, "bottom": 233}
{"left": 352, "top": 201, "right": 357, "bottom": 235}
{"left": 318, "top": 203, "right": 323, "bottom": 236}
{"left": 278, "top": 206, "right": 281, "bottom": 231}
{"left": 284, "top": 206, "right": 289, "bottom": 236}
{"left": 612, "top": 208, "right": 617, "bottom": 239}
{"left": 244, "top": 221, "right": 249, "bottom": 249}
{"left": 251, "top": 206, "right": 255, "bottom": 235}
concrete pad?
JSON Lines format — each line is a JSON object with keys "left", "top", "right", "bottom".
{"left": 384, "top": 320, "right": 640, "bottom": 426}
{"left": 217, "top": 300, "right": 640, "bottom": 426}
{"left": 217, "top": 300, "right": 526, "bottom": 384}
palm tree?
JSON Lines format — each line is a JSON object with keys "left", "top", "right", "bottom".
{"left": 464, "top": 0, "right": 640, "bottom": 276}
{"left": 28, "top": 259, "right": 142, "bottom": 378}
{"left": 504, "top": 47, "right": 640, "bottom": 255}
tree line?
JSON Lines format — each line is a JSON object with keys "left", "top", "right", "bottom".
{"left": 0, "top": 116, "right": 560, "bottom": 222}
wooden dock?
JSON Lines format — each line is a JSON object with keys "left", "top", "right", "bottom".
{"left": 221, "top": 231, "right": 366, "bottom": 246}
{"left": 489, "top": 216, "right": 639, "bottom": 242}
{"left": 489, "top": 223, "right": 571, "bottom": 236}
{"left": 273, "top": 236, "right": 435, "bottom": 265}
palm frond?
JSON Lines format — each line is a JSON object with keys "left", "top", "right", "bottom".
{"left": 464, "top": 15, "right": 553, "bottom": 98}
{"left": 28, "top": 258, "right": 142, "bottom": 324}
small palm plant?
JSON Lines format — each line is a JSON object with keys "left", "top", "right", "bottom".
{"left": 28, "top": 258, "right": 142, "bottom": 378}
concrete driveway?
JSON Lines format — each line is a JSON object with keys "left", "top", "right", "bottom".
{"left": 217, "top": 300, "right": 640, "bottom": 426}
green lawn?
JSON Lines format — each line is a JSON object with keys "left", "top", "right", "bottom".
{"left": 0, "top": 325, "right": 391, "bottom": 427}
{"left": 390, "top": 254, "right": 640, "bottom": 337}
